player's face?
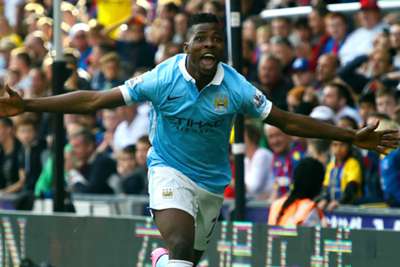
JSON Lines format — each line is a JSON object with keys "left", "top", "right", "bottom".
{"left": 184, "top": 23, "right": 224, "bottom": 76}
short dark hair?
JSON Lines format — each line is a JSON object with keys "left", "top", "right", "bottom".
{"left": 70, "top": 129, "right": 96, "bottom": 144}
{"left": 0, "top": 118, "right": 13, "bottom": 128}
{"left": 122, "top": 144, "right": 136, "bottom": 155}
{"left": 188, "top": 13, "right": 220, "bottom": 29}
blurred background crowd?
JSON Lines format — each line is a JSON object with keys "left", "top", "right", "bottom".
{"left": 0, "top": 0, "right": 399, "bottom": 215}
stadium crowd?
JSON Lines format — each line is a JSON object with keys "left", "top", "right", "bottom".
{"left": 0, "top": 0, "right": 399, "bottom": 214}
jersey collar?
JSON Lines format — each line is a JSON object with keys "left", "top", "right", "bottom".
{"left": 178, "top": 54, "right": 224, "bottom": 86}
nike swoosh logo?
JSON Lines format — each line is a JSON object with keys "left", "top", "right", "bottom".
{"left": 167, "top": 95, "right": 183, "bottom": 101}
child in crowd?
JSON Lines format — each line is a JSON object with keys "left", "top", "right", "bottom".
{"left": 318, "top": 139, "right": 362, "bottom": 211}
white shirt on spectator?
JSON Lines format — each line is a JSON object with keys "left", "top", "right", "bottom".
{"left": 113, "top": 103, "right": 150, "bottom": 151}
{"left": 339, "top": 22, "right": 386, "bottom": 65}
{"left": 4, "top": 0, "right": 24, "bottom": 26}
{"left": 245, "top": 147, "right": 274, "bottom": 199}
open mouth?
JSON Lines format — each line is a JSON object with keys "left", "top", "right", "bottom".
{"left": 200, "top": 53, "right": 217, "bottom": 69}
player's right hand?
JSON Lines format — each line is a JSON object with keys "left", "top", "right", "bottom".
{"left": 0, "top": 84, "right": 25, "bottom": 117}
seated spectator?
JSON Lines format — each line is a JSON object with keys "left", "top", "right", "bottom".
{"left": 358, "top": 93, "right": 377, "bottom": 127}
{"left": 68, "top": 22, "right": 92, "bottom": 71}
{"left": 314, "top": 53, "right": 340, "bottom": 92}
{"left": 286, "top": 86, "right": 318, "bottom": 115}
{"left": 338, "top": 48, "right": 396, "bottom": 94}
{"left": 322, "top": 12, "right": 348, "bottom": 55}
{"left": 109, "top": 145, "right": 146, "bottom": 195}
{"left": 66, "top": 130, "right": 116, "bottom": 194}
{"left": 319, "top": 140, "right": 362, "bottom": 211}
{"left": 0, "top": 118, "right": 23, "bottom": 193}
{"left": 97, "top": 52, "right": 124, "bottom": 91}
{"left": 376, "top": 87, "right": 398, "bottom": 121}
{"left": 378, "top": 119, "right": 400, "bottom": 207}
{"left": 269, "top": 36, "right": 295, "bottom": 77}
{"left": 322, "top": 82, "right": 362, "bottom": 125}
{"left": 9, "top": 48, "right": 32, "bottom": 91}
{"left": 96, "top": 109, "right": 121, "bottom": 155}
{"left": 256, "top": 54, "right": 293, "bottom": 110}
{"left": 339, "top": 0, "right": 387, "bottom": 65}
{"left": 291, "top": 58, "right": 314, "bottom": 87}
{"left": 264, "top": 125, "right": 304, "bottom": 201}
{"left": 268, "top": 157, "right": 326, "bottom": 227}
{"left": 63, "top": 49, "right": 91, "bottom": 91}
{"left": 244, "top": 122, "right": 273, "bottom": 200}
{"left": 307, "top": 138, "right": 331, "bottom": 166}
{"left": 389, "top": 22, "right": 400, "bottom": 69}
{"left": 15, "top": 116, "right": 46, "bottom": 194}
{"left": 113, "top": 103, "right": 150, "bottom": 152}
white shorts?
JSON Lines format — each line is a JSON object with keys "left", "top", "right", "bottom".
{"left": 148, "top": 166, "right": 224, "bottom": 251}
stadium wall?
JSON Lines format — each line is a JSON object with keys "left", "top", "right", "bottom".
{"left": 0, "top": 211, "right": 399, "bottom": 266}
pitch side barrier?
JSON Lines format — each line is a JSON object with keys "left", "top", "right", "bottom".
{"left": 259, "top": 0, "right": 400, "bottom": 19}
{"left": 0, "top": 210, "right": 399, "bottom": 266}
{"left": 25, "top": 194, "right": 400, "bottom": 231}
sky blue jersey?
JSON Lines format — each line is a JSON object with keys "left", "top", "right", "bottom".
{"left": 119, "top": 54, "right": 272, "bottom": 194}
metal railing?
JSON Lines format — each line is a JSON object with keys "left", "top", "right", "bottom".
{"left": 260, "top": 0, "right": 400, "bottom": 19}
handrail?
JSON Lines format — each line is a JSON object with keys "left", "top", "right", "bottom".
{"left": 260, "top": 1, "right": 400, "bottom": 19}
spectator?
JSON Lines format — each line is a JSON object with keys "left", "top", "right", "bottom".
{"left": 96, "top": 109, "right": 121, "bottom": 155}
{"left": 271, "top": 17, "right": 292, "bottom": 39}
{"left": 315, "top": 53, "right": 340, "bottom": 91}
{"left": 68, "top": 23, "right": 92, "bottom": 71}
{"left": 244, "top": 122, "right": 273, "bottom": 200}
{"left": 0, "top": 118, "right": 23, "bottom": 193}
{"left": 15, "top": 115, "right": 46, "bottom": 209}
{"left": 390, "top": 22, "right": 400, "bottom": 69}
{"left": 268, "top": 157, "right": 326, "bottom": 227}
{"left": 9, "top": 48, "right": 32, "bottom": 91}
{"left": 173, "top": 12, "right": 189, "bottom": 44}
{"left": 66, "top": 130, "right": 116, "bottom": 194}
{"left": 23, "top": 31, "right": 48, "bottom": 67}
{"left": 378, "top": 119, "right": 400, "bottom": 207}
{"left": 322, "top": 12, "right": 348, "bottom": 55}
{"left": 25, "top": 68, "right": 49, "bottom": 98}
{"left": 256, "top": 53, "right": 292, "bottom": 110}
{"left": 322, "top": 82, "right": 362, "bottom": 125}
{"left": 97, "top": 52, "right": 124, "bottom": 91}
{"left": 264, "top": 124, "right": 304, "bottom": 201}
{"left": 63, "top": 49, "right": 92, "bottom": 91}
{"left": 291, "top": 58, "right": 314, "bottom": 87}
{"left": 307, "top": 138, "right": 331, "bottom": 165}
{"left": 113, "top": 104, "right": 150, "bottom": 152}
{"left": 338, "top": 48, "right": 396, "bottom": 94}
{"left": 0, "top": 38, "right": 17, "bottom": 80}
{"left": 375, "top": 87, "right": 398, "bottom": 121}
{"left": 269, "top": 36, "right": 295, "bottom": 77}
{"left": 358, "top": 93, "right": 377, "bottom": 127}
{"left": 110, "top": 145, "right": 146, "bottom": 195}
{"left": 319, "top": 139, "right": 362, "bottom": 211}
{"left": 339, "top": 0, "right": 386, "bottom": 65}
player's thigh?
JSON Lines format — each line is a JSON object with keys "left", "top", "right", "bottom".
{"left": 148, "top": 166, "right": 198, "bottom": 245}
{"left": 194, "top": 186, "right": 224, "bottom": 251}
{"left": 153, "top": 208, "right": 195, "bottom": 244}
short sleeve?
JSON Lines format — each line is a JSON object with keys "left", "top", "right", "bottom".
{"left": 119, "top": 68, "right": 159, "bottom": 105}
{"left": 240, "top": 81, "right": 272, "bottom": 120}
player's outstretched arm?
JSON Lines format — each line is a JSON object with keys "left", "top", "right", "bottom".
{"left": 0, "top": 84, "right": 125, "bottom": 117}
{"left": 264, "top": 105, "right": 400, "bottom": 154}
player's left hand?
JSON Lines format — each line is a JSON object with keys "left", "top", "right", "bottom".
{"left": 353, "top": 121, "right": 400, "bottom": 154}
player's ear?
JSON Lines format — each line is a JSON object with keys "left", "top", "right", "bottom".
{"left": 183, "top": 42, "right": 189, "bottom": 53}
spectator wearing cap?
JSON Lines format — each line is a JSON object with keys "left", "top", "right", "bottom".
{"left": 322, "top": 82, "right": 362, "bottom": 125}
{"left": 270, "top": 36, "right": 295, "bottom": 77}
{"left": 69, "top": 23, "right": 92, "bottom": 71}
{"left": 256, "top": 53, "right": 293, "bottom": 110}
{"left": 322, "top": 12, "right": 348, "bottom": 55}
{"left": 291, "top": 58, "right": 314, "bottom": 87}
{"left": 339, "top": 0, "right": 387, "bottom": 65}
